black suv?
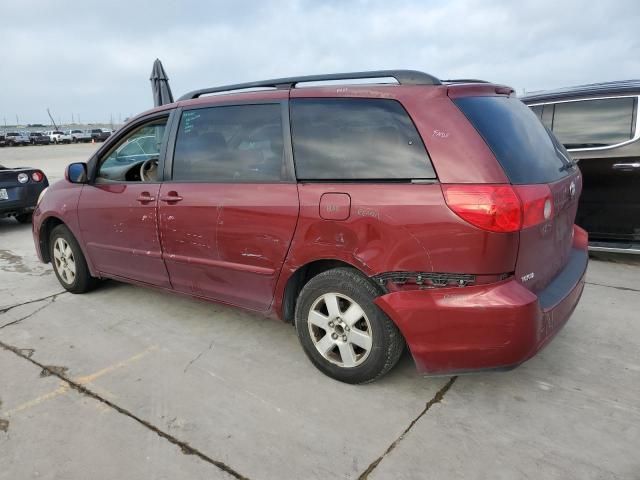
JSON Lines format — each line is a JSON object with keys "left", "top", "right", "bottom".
{"left": 89, "top": 128, "right": 111, "bottom": 142}
{"left": 522, "top": 81, "right": 640, "bottom": 254}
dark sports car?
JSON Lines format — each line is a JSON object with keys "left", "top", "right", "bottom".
{"left": 0, "top": 164, "right": 49, "bottom": 223}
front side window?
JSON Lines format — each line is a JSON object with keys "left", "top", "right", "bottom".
{"left": 172, "top": 104, "right": 285, "bottom": 182}
{"left": 552, "top": 97, "right": 636, "bottom": 149}
{"left": 290, "top": 98, "right": 435, "bottom": 180}
{"left": 97, "top": 118, "right": 167, "bottom": 182}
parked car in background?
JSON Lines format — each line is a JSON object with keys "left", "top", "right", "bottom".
{"left": 33, "top": 70, "right": 588, "bottom": 384}
{"left": 29, "top": 132, "right": 51, "bottom": 145}
{"left": 45, "top": 130, "right": 72, "bottom": 144}
{"left": 522, "top": 80, "right": 640, "bottom": 254}
{"left": 88, "top": 128, "right": 111, "bottom": 142}
{"left": 0, "top": 132, "right": 6, "bottom": 147}
{"left": 0, "top": 164, "right": 49, "bottom": 223}
{"left": 68, "top": 129, "right": 92, "bottom": 143}
{"left": 5, "top": 132, "right": 30, "bottom": 146}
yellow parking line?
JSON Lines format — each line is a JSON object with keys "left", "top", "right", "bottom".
{"left": 3, "top": 384, "right": 69, "bottom": 417}
{"left": 1, "top": 344, "right": 158, "bottom": 417}
{"left": 75, "top": 345, "right": 159, "bottom": 385}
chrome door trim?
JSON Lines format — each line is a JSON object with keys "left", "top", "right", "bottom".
{"left": 527, "top": 95, "right": 640, "bottom": 153}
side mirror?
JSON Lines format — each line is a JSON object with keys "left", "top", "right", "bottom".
{"left": 66, "top": 162, "right": 88, "bottom": 184}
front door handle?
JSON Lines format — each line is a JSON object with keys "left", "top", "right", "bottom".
{"left": 612, "top": 162, "right": 640, "bottom": 171}
{"left": 160, "top": 191, "right": 183, "bottom": 203}
{"left": 136, "top": 192, "right": 156, "bottom": 203}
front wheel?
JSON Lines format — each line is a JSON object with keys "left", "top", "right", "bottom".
{"left": 295, "top": 268, "right": 404, "bottom": 384}
{"left": 49, "top": 224, "right": 98, "bottom": 293}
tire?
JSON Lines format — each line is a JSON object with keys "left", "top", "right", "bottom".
{"left": 49, "top": 224, "right": 98, "bottom": 294}
{"left": 295, "top": 267, "right": 404, "bottom": 384}
{"left": 15, "top": 213, "right": 32, "bottom": 224}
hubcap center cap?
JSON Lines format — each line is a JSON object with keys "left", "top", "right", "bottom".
{"left": 334, "top": 324, "right": 345, "bottom": 335}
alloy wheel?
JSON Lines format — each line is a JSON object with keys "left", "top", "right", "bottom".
{"left": 307, "top": 292, "right": 373, "bottom": 368}
{"left": 53, "top": 237, "right": 76, "bottom": 285}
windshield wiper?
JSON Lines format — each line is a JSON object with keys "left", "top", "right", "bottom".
{"left": 559, "top": 159, "right": 579, "bottom": 172}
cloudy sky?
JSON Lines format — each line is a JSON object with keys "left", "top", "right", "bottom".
{"left": 1, "top": 0, "right": 639, "bottom": 125}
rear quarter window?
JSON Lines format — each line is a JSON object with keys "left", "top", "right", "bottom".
{"left": 455, "top": 96, "right": 572, "bottom": 184}
{"left": 290, "top": 98, "right": 435, "bottom": 180}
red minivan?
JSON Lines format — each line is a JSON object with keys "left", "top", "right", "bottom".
{"left": 32, "top": 70, "right": 587, "bottom": 383}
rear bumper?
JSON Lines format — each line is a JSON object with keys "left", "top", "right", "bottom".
{"left": 0, "top": 182, "right": 48, "bottom": 218}
{"left": 374, "top": 227, "right": 588, "bottom": 374}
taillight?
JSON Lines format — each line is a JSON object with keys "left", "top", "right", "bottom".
{"left": 31, "top": 171, "right": 44, "bottom": 182}
{"left": 442, "top": 185, "right": 521, "bottom": 233}
{"left": 513, "top": 184, "right": 553, "bottom": 229}
{"left": 442, "top": 184, "right": 553, "bottom": 233}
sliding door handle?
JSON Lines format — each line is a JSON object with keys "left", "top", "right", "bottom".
{"left": 160, "top": 192, "right": 183, "bottom": 203}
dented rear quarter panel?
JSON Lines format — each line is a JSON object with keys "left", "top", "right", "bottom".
{"left": 272, "top": 183, "right": 519, "bottom": 317}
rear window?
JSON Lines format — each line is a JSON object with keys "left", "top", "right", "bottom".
{"left": 552, "top": 97, "right": 636, "bottom": 148}
{"left": 454, "top": 96, "right": 571, "bottom": 184}
{"left": 290, "top": 98, "right": 435, "bottom": 180}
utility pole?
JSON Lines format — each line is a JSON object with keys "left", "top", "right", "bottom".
{"left": 46, "top": 108, "right": 59, "bottom": 131}
{"left": 16, "top": 115, "right": 19, "bottom": 126}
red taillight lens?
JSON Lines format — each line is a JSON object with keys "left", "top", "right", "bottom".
{"left": 442, "top": 184, "right": 554, "bottom": 233}
{"left": 31, "top": 171, "right": 44, "bottom": 182}
{"left": 442, "top": 185, "right": 522, "bottom": 233}
{"left": 513, "top": 184, "right": 553, "bottom": 229}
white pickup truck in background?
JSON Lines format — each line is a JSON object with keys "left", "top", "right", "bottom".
{"left": 44, "top": 130, "right": 72, "bottom": 144}
{"left": 67, "top": 129, "right": 92, "bottom": 143}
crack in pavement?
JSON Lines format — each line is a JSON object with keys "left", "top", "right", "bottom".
{"left": 0, "top": 292, "right": 66, "bottom": 330}
{"left": 358, "top": 376, "right": 457, "bottom": 480}
{"left": 0, "top": 339, "right": 250, "bottom": 480}
{"left": 184, "top": 340, "right": 215, "bottom": 373}
{"left": 585, "top": 281, "right": 640, "bottom": 293}
{"left": 0, "top": 291, "right": 67, "bottom": 315}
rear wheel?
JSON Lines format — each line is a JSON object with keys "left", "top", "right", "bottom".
{"left": 295, "top": 268, "right": 404, "bottom": 384}
{"left": 49, "top": 224, "right": 98, "bottom": 293}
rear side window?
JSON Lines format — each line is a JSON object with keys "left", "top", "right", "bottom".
{"left": 552, "top": 97, "right": 636, "bottom": 148}
{"left": 455, "top": 96, "right": 571, "bottom": 184}
{"left": 173, "top": 104, "right": 285, "bottom": 182}
{"left": 290, "top": 98, "right": 435, "bottom": 180}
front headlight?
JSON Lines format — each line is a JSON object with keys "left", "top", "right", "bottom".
{"left": 37, "top": 187, "right": 49, "bottom": 206}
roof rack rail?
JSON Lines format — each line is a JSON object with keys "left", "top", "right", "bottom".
{"left": 178, "top": 69, "right": 441, "bottom": 101}
{"left": 442, "top": 78, "right": 490, "bottom": 84}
